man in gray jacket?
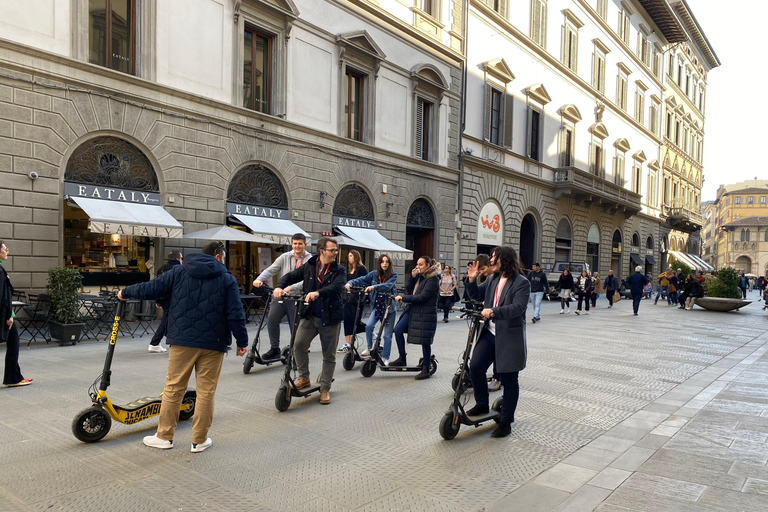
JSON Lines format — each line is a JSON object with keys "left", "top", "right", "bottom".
{"left": 252, "top": 234, "right": 312, "bottom": 359}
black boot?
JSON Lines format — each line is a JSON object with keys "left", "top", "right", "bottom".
{"left": 415, "top": 368, "right": 430, "bottom": 380}
{"left": 389, "top": 354, "right": 407, "bottom": 367}
{"left": 262, "top": 347, "right": 281, "bottom": 360}
{"left": 490, "top": 422, "right": 512, "bottom": 438}
{"left": 466, "top": 404, "right": 489, "bottom": 416}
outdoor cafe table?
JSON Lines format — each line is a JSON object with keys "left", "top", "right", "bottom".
{"left": 240, "top": 295, "right": 265, "bottom": 323}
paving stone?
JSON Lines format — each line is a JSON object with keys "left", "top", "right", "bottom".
{"left": 697, "top": 485, "right": 768, "bottom": 512}
{"left": 562, "top": 447, "right": 622, "bottom": 471}
{"left": 589, "top": 467, "right": 633, "bottom": 490}
{"left": 554, "top": 484, "right": 612, "bottom": 511}
{"left": 609, "top": 446, "right": 656, "bottom": 471}
{"left": 534, "top": 463, "right": 600, "bottom": 493}
{"left": 488, "top": 484, "right": 570, "bottom": 512}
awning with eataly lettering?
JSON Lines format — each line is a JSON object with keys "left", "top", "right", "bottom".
{"left": 70, "top": 196, "right": 183, "bottom": 238}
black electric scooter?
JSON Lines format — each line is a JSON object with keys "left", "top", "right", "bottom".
{"left": 450, "top": 299, "right": 485, "bottom": 393}
{"left": 439, "top": 305, "right": 502, "bottom": 440}
{"left": 359, "top": 293, "right": 438, "bottom": 378}
{"left": 242, "top": 294, "right": 290, "bottom": 374}
{"left": 341, "top": 287, "right": 369, "bottom": 371}
{"left": 72, "top": 301, "right": 196, "bottom": 443}
{"left": 274, "top": 294, "right": 329, "bottom": 411}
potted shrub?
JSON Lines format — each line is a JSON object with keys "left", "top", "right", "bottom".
{"left": 47, "top": 267, "right": 85, "bottom": 345}
{"left": 697, "top": 267, "right": 751, "bottom": 312}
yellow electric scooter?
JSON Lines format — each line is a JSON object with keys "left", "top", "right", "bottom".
{"left": 71, "top": 301, "right": 196, "bottom": 443}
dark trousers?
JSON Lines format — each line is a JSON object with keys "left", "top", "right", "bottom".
{"left": 267, "top": 297, "right": 296, "bottom": 349}
{"left": 342, "top": 299, "right": 364, "bottom": 337}
{"left": 576, "top": 291, "right": 591, "bottom": 311}
{"left": 3, "top": 324, "right": 24, "bottom": 385}
{"left": 632, "top": 294, "right": 642, "bottom": 314}
{"left": 438, "top": 295, "right": 453, "bottom": 320}
{"left": 150, "top": 309, "right": 168, "bottom": 346}
{"left": 394, "top": 311, "right": 432, "bottom": 369}
{"left": 469, "top": 329, "right": 519, "bottom": 423}
{"left": 590, "top": 292, "right": 599, "bottom": 307}
{"left": 740, "top": 287, "right": 747, "bottom": 299}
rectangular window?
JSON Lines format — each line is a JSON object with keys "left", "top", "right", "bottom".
{"left": 615, "top": 153, "right": 624, "bottom": 185}
{"left": 344, "top": 68, "right": 365, "bottom": 141}
{"left": 618, "top": 11, "right": 630, "bottom": 45}
{"left": 243, "top": 27, "right": 272, "bottom": 113}
{"left": 562, "top": 127, "right": 573, "bottom": 166}
{"left": 531, "top": 0, "right": 547, "bottom": 47}
{"left": 663, "top": 177, "right": 669, "bottom": 204}
{"left": 415, "top": 97, "right": 434, "bottom": 162}
{"left": 666, "top": 112, "right": 673, "bottom": 139}
{"left": 683, "top": 127, "right": 688, "bottom": 152}
{"left": 653, "top": 50, "right": 661, "bottom": 77}
{"left": 89, "top": 0, "right": 135, "bottom": 75}
{"left": 759, "top": 196, "right": 767, "bottom": 204}
{"left": 747, "top": 196, "right": 755, "bottom": 204}
{"left": 632, "top": 164, "right": 641, "bottom": 193}
{"left": 489, "top": 88, "right": 503, "bottom": 145}
{"left": 529, "top": 109, "right": 541, "bottom": 161}
{"left": 635, "top": 88, "right": 644, "bottom": 124}
{"left": 596, "top": 0, "right": 607, "bottom": 19}
{"left": 668, "top": 54, "right": 674, "bottom": 77}
{"left": 685, "top": 73, "right": 691, "bottom": 96}
{"left": 593, "top": 144, "right": 603, "bottom": 177}
{"left": 563, "top": 26, "right": 578, "bottom": 72}
{"left": 639, "top": 37, "right": 650, "bottom": 66}
{"left": 674, "top": 120, "right": 680, "bottom": 145}
{"left": 592, "top": 52, "right": 606, "bottom": 93}
{"left": 616, "top": 73, "right": 628, "bottom": 110}
{"left": 420, "top": 0, "right": 435, "bottom": 15}
{"left": 649, "top": 102, "right": 658, "bottom": 135}
{"left": 677, "top": 62, "right": 683, "bottom": 87}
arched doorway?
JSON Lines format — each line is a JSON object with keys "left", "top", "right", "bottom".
{"left": 405, "top": 198, "right": 435, "bottom": 276}
{"left": 587, "top": 224, "right": 600, "bottom": 273}
{"left": 226, "top": 164, "right": 289, "bottom": 288}
{"left": 629, "top": 233, "right": 642, "bottom": 276}
{"left": 519, "top": 214, "right": 537, "bottom": 271}
{"left": 735, "top": 255, "right": 752, "bottom": 274}
{"left": 555, "top": 218, "right": 572, "bottom": 262}
{"left": 611, "top": 229, "right": 623, "bottom": 279}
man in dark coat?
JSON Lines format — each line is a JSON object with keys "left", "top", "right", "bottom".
{"left": 627, "top": 265, "right": 649, "bottom": 316}
{"left": 148, "top": 251, "right": 183, "bottom": 353}
{"left": 274, "top": 237, "right": 346, "bottom": 405}
{"left": 604, "top": 269, "right": 619, "bottom": 307}
{"left": 465, "top": 246, "right": 531, "bottom": 438}
{"left": 119, "top": 241, "right": 247, "bottom": 453}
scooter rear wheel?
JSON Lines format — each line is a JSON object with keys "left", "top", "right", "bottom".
{"left": 439, "top": 411, "right": 460, "bottom": 440}
{"left": 429, "top": 358, "right": 438, "bottom": 376}
{"left": 342, "top": 352, "right": 355, "bottom": 371}
{"left": 243, "top": 352, "right": 254, "bottom": 374}
{"left": 280, "top": 346, "right": 290, "bottom": 365}
{"left": 72, "top": 406, "right": 112, "bottom": 443}
{"left": 179, "top": 390, "right": 196, "bottom": 421}
{"left": 491, "top": 396, "right": 504, "bottom": 423}
{"left": 360, "top": 360, "right": 377, "bottom": 377}
{"left": 275, "top": 386, "right": 291, "bottom": 412}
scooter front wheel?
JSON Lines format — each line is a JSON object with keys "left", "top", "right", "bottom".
{"left": 439, "top": 411, "right": 460, "bottom": 440}
{"left": 243, "top": 352, "right": 255, "bottom": 374}
{"left": 179, "top": 390, "right": 196, "bottom": 421}
{"left": 429, "top": 358, "right": 438, "bottom": 376}
{"left": 275, "top": 386, "right": 291, "bottom": 412}
{"left": 72, "top": 405, "right": 112, "bottom": 443}
{"left": 360, "top": 360, "right": 377, "bottom": 377}
{"left": 342, "top": 352, "right": 355, "bottom": 371}
{"left": 280, "top": 346, "right": 290, "bottom": 365}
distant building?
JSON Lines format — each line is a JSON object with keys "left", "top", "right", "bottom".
{"left": 711, "top": 180, "right": 768, "bottom": 275}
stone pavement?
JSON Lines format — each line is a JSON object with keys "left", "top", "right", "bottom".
{"left": 1, "top": 290, "right": 767, "bottom": 511}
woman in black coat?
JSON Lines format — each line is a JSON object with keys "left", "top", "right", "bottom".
{"left": 574, "top": 270, "right": 593, "bottom": 315}
{"left": 1, "top": 241, "right": 31, "bottom": 387}
{"left": 393, "top": 256, "right": 441, "bottom": 380}
{"left": 556, "top": 268, "right": 575, "bottom": 314}
{"left": 341, "top": 250, "right": 368, "bottom": 351}
{"left": 465, "top": 246, "right": 530, "bottom": 437}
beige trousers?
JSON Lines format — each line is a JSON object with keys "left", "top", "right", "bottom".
{"left": 156, "top": 345, "right": 224, "bottom": 444}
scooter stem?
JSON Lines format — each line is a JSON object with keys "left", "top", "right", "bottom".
{"left": 100, "top": 300, "right": 125, "bottom": 391}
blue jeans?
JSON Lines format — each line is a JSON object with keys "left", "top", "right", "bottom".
{"left": 394, "top": 311, "right": 432, "bottom": 369}
{"left": 530, "top": 291, "right": 544, "bottom": 319}
{"left": 669, "top": 291, "right": 678, "bottom": 304}
{"left": 654, "top": 285, "right": 669, "bottom": 304}
{"left": 470, "top": 329, "right": 520, "bottom": 423}
{"left": 365, "top": 309, "right": 396, "bottom": 359}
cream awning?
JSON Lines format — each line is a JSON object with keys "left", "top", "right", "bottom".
{"left": 334, "top": 225, "right": 412, "bottom": 259}
{"left": 230, "top": 214, "right": 310, "bottom": 245}
{"left": 71, "top": 196, "right": 183, "bottom": 238}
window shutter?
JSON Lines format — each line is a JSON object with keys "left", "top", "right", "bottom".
{"left": 499, "top": 0, "right": 507, "bottom": 19}
{"left": 503, "top": 92, "right": 514, "bottom": 148}
{"left": 483, "top": 83, "right": 492, "bottom": 141}
{"left": 531, "top": 0, "right": 541, "bottom": 44}
{"left": 599, "top": 58, "right": 605, "bottom": 93}
{"left": 526, "top": 107, "right": 533, "bottom": 157}
{"left": 589, "top": 142, "right": 594, "bottom": 174}
{"left": 415, "top": 97, "right": 424, "bottom": 159}
{"left": 571, "top": 31, "right": 578, "bottom": 71}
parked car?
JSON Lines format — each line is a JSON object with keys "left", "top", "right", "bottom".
{"left": 547, "top": 261, "right": 590, "bottom": 289}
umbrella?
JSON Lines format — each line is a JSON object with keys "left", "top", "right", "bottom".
{"left": 182, "top": 226, "right": 274, "bottom": 244}
{"left": 745, "top": 273, "right": 758, "bottom": 278}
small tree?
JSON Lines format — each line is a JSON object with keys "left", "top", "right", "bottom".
{"left": 47, "top": 267, "right": 83, "bottom": 324}
{"left": 671, "top": 261, "right": 692, "bottom": 279}
{"left": 703, "top": 267, "right": 741, "bottom": 299}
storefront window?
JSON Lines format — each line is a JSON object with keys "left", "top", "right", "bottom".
{"left": 89, "top": 0, "right": 135, "bottom": 75}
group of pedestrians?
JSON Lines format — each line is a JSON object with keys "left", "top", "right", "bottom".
{"left": 547, "top": 268, "right": 619, "bottom": 315}
{"left": 653, "top": 268, "right": 705, "bottom": 310}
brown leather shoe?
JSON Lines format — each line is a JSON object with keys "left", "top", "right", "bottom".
{"left": 320, "top": 390, "right": 331, "bottom": 404}
{"left": 294, "top": 378, "right": 310, "bottom": 390}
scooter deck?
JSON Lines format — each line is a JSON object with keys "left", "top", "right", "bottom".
{"left": 291, "top": 383, "right": 322, "bottom": 397}
{"left": 463, "top": 411, "right": 501, "bottom": 426}
{"left": 378, "top": 365, "right": 424, "bottom": 372}
{"left": 254, "top": 355, "right": 284, "bottom": 365}
{"left": 119, "top": 396, "right": 162, "bottom": 411}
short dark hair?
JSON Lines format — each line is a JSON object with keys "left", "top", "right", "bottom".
{"left": 491, "top": 246, "right": 521, "bottom": 279}
{"left": 418, "top": 255, "right": 433, "bottom": 266}
{"left": 202, "top": 241, "right": 225, "bottom": 258}
{"left": 474, "top": 254, "right": 490, "bottom": 267}
{"left": 168, "top": 251, "right": 182, "bottom": 260}
{"left": 291, "top": 233, "right": 307, "bottom": 242}
{"left": 317, "top": 237, "right": 337, "bottom": 251}
{"left": 532, "top": 262, "right": 540, "bottom": 267}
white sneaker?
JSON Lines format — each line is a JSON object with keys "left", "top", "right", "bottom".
{"left": 148, "top": 344, "right": 167, "bottom": 353}
{"left": 559, "top": 309, "right": 564, "bottom": 314}
{"left": 360, "top": 348, "right": 370, "bottom": 357}
{"left": 383, "top": 358, "right": 389, "bottom": 366}
{"left": 143, "top": 434, "right": 172, "bottom": 449}
{"left": 584, "top": 312, "right": 589, "bottom": 315}
{"left": 336, "top": 344, "right": 350, "bottom": 353}
{"left": 191, "top": 438, "right": 212, "bottom": 453}
{"left": 567, "top": 308, "right": 571, "bottom": 313}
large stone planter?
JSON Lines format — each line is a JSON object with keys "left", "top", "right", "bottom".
{"left": 694, "top": 297, "right": 751, "bottom": 312}
{"left": 48, "top": 321, "right": 85, "bottom": 345}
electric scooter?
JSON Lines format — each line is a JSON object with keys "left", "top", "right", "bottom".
{"left": 450, "top": 299, "right": 485, "bottom": 393}
{"left": 242, "top": 294, "right": 290, "bottom": 374}
{"left": 71, "top": 301, "right": 196, "bottom": 443}
{"left": 274, "top": 294, "right": 330, "bottom": 411}
{"left": 342, "top": 286, "right": 368, "bottom": 371}
{"left": 359, "top": 293, "right": 438, "bottom": 378}
{"left": 439, "top": 305, "right": 502, "bottom": 440}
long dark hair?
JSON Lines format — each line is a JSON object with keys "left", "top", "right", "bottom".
{"left": 491, "top": 246, "right": 521, "bottom": 279}
{"left": 347, "top": 249, "right": 362, "bottom": 273}
{"left": 376, "top": 254, "right": 394, "bottom": 281}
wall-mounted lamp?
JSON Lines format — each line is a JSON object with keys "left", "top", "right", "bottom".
{"left": 319, "top": 191, "right": 327, "bottom": 209}
{"left": 385, "top": 202, "right": 394, "bottom": 218}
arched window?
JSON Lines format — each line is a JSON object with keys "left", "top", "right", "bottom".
{"left": 333, "top": 184, "right": 375, "bottom": 220}
{"left": 646, "top": 236, "right": 654, "bottom": 250}
{"left": 65, "top": 136, "right": 159, "bottom": 192}
{"left": 555, "top": 218, "right": 572, "bottom": 261}
{"left": 632, "top": 233, "right": 640, "bottom": 247}
{"left": 227, "top": 165, "right": 288, "bottom": 208}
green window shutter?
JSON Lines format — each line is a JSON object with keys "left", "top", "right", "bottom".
{"left": 503, "top": 92, "right": 514, "bottom": 148}
{"left": 415, "top": 97, "right": 424, "bottom": 159}
{"left": 483, "top": 83, "right": 492, "bottom": 142}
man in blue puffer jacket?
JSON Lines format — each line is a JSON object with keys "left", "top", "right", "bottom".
{"left": 118, "top": 241, "right": 247, "bottom": 453}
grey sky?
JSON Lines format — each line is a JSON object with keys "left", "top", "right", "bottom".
{"left": 687, "top": 1, "right": 765, "bottom": 201}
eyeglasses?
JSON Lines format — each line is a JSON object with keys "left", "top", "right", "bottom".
{"left": 323, "top": 247, "right": 339, "bottom": 253}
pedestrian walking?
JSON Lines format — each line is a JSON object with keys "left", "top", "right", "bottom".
{"left": 668, "top": 270, "right": 679, "bottom": 305}
{"left": 555, "top": 268, "right": 575, "bottom": 314}
{"left": 340, "top": 250, "right": 367, "bottom": 353}
{"left": 438, "top": 265, "right": 457, "bottom": 323}
{"left": 654, "top": 269, "right": 673, "bottom": 305}
{"left": 738, "top": 271, "right": 748, "bottom": 299}
{"left": 627, "top": 265, "right": 649, "bottom": 316}
{"left": 574, "top": 270, "right": 593, "bottom": 315}
{"left": 604, "top": 269, "right": 619, "bottom": 308}
{"left": 274, "top": 237, "right": 345, "bottom": 405}
{"left": 464, "top": 246, "right": 530, "bottom": 438}
{"left": 344, "top": 254, "right": 398, "bottom": 362}
{"left": 1, "top": 241, "right": 32, "bottom": 388}
{"left": 526, "top": 263, "right": 550, "bottom": 323}
{"left": 118, "top": 241, "right": 248, "bottom": 453}
{"left": 590, "top": 272, "right": 601, "bottom": 308}
{"left": 148, "top": 251, "right": 183, "bottom": 353}
{"left": 393, "top": 255, "right": 441, "bottom": 380}
{"left": 252, "top": 234, "right": 312, "bottom": 360}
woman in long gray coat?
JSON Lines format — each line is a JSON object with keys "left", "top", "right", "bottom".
{"left": 465, "top": 246, "right": 530, "bottom": 437}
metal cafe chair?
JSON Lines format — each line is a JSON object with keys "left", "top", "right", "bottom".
{"left": 130, "top": 300, "right": 157, "bottom": 338}
{"left": 19, "top": 294, "right": 52, "bottom": 346}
